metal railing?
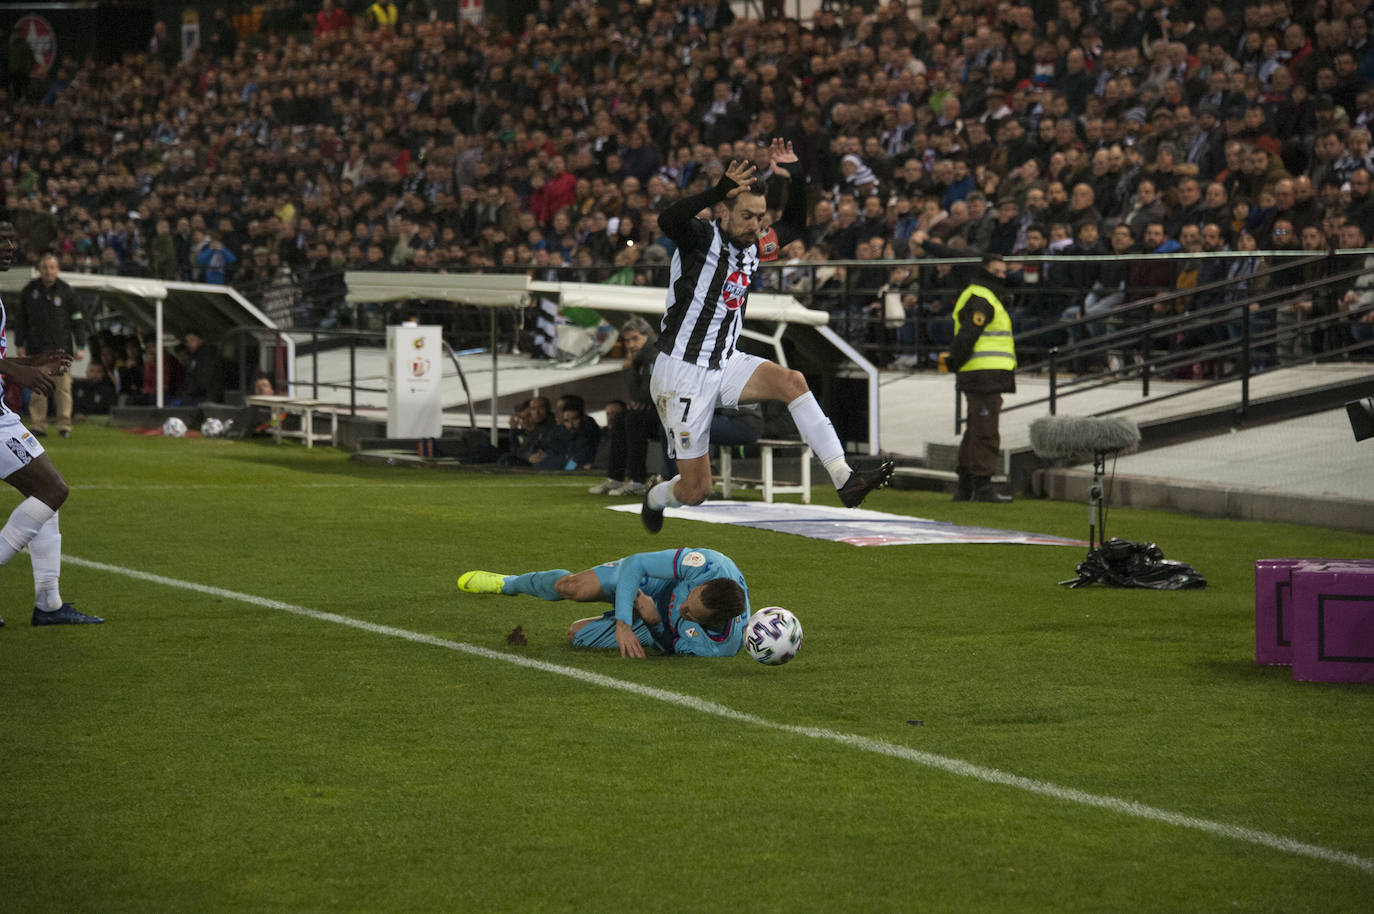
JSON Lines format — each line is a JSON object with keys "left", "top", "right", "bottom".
{"left": 954, "top": 252, "right": 1374, "bottom": 433}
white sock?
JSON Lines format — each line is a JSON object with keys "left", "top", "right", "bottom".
{"left": 787, "top": 392, "right": 852, "bottom": 487}
{"left": 0, "top": 497, "right": 56, "bottom": 565}
{"left": 29, "top": 512, "right": 63, "bottom": 611}
{"left": 647, "top": 476, "right": 684, "bottom": 510}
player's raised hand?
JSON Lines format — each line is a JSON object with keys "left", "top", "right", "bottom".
{"left": 769, "top": 137, "right": 798, "bottom": 165}
{"left": 614, "top": 620, "right": 646, "bottom": 658}
{"left": 36, "top": 350, "right": 74, "bottom": 376}
{"left": 722, "top": 159, "right": 757, "bottom": 197}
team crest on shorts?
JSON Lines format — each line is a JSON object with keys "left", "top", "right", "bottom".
{"left": 7, "top": 437, "right": 33, "bottom": 465}
{"left": 679, "top": 430, "right": 691, "bottom": 450}
{"left": 682, "top": 551, "right": 706, "bottom": 567}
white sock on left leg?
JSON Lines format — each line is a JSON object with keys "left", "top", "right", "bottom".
{"left": 29, "top": 512, "right": 63, "bottom": 611}
{"left": 647, "top": 476, "right": 684, "bottom": 511}
{"left": 0, "top": 496, "right": 56, "bottom": 566}
{"left": 787, "top": 391, "right": 852, "bottom": 487}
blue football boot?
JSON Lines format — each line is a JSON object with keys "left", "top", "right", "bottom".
{"left": 32, "top": 603, "right": 104, "bottom": 625}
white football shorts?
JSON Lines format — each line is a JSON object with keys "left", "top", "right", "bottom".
{"left": 0, "top": 411, "right": 44, "bottom": 478}
{"left": 650, "top": 351, "right": 766, "bottom": 460}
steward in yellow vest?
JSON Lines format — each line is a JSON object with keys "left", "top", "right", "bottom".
{"left": 949, "top": 254, "right": 1016, "bottom": 502}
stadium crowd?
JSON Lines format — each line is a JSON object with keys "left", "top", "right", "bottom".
{"left": 4, "top": 0, "right": 1374, "bottom": 367}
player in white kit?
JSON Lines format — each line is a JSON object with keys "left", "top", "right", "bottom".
{"left": 0, "top": 220, "right": 102, "bottom": 627}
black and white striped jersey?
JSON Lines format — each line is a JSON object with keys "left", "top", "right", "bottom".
{"left": 656, "top": 164, "right": 806, "bottom": 369}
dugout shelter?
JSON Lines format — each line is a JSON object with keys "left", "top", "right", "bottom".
{"left": 0, "top": 270, "right": 280, "bottom": 408}
{"left": 344, "top": 271, "right": 882, "bottom": 454}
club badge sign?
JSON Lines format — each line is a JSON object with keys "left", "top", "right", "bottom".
{"left": 15, "top": 15, "right": 56, "bottom": 76}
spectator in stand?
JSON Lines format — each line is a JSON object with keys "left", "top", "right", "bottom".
{"left": 534, "top": 394, "right": 601, "bottom": 471}
{"left": 506, "top": 396, "right": 556, "bottom": 467}
{"left": 0, "top": 0, "right": 1361, "bottom": 378}
{"left": 73, "top": 359, "right": 117, "bottom": 417}
{"left": 1335, "top": 223, "right": 1374, "bottom": 348}
{"left": 1166, "top": 178, "right": 1208, "bottom": 238}
{"left": 148, "top": 21, "right": 179, "bottom": 68}
{"left": 195, "top": 234, "right": 237, "bottom": 286}
{"left": 314, "top": 0, "right": 352, "bottom": 38}
{"left": 1123, "top": 179, "right": 1167, "bottom": 240}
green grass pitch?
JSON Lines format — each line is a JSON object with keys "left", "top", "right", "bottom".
{"left": 1, "top": 424, "right": 1370, "bottom": 912}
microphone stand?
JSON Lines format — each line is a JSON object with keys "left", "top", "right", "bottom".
{"left": 1089, "top": 450, "right": 1106, "bottom": 551}
{"left": 1059, "top": 449, "right": 1112, "bottom": 587}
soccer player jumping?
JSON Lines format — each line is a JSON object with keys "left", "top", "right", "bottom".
{"left": 641, "top": 138, "right": 892, "bottom": 533}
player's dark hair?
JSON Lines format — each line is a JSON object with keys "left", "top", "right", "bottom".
{"left": 730, "top": 180, "right": 767, "bottom": 202}
{"left": 698, "top": 578, "right": 746, "bottom": 628}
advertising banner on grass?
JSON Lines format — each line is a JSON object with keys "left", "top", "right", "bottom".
{"left": 609, "top": 501, "right": 1088, "bottom": 547}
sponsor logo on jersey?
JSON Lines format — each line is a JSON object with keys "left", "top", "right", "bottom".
{"left": 684, "top": 627, "right": 697, "bottom": 638}
{"left": 682, "top": 551, "right": 706, "bottom": 567}
{"left": 721, "top": 270, "right": 749, "bottom": 310}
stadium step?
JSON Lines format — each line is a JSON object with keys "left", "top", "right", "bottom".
{"left": 890, "top": 466, "right": 1006, "bottom": 494}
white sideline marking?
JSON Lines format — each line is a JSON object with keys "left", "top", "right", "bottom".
{"left": 67, "top": 554, "right": 1374, "bottom": 876}
{"left": 71, "top": 480, "right": 583, "bottom": 492}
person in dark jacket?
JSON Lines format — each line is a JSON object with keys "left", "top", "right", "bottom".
{"left": 182, "top": 330, "right": 225, "bottom": 404}
{"left": 533, "top": 395, "right": 601, "bottom": 471}
{"left": 13, "top": 254, "right": 88, "bottom": 438}
{"left": 948, "top": 254, "right": 1017, "bottom": 503}
{"left": 589, "top": 316, "right": 660, "bottom": 497}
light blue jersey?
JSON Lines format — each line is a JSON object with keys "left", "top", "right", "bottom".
{"left": 579, "top": 547, "right": 750, "bottom": 656}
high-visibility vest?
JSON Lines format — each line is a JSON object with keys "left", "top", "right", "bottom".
{"left": 952, "top": 283, "right": 1017, "bottom": 373}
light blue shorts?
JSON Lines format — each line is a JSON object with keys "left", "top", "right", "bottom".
{"left": 572, "top": 561, "right": 671, "bottom": 649}
{"left": 570, "top": 611, "right": 656, "bottom": 650}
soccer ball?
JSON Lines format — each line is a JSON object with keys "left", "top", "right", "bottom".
{"left": 200, "top": 417, "right": 225, "bottom": 438}
{"left": 745, "top": 606, "right": 803, "bottom": 665}
{"left": 162, "top": 417, "right": 187, "bottom": 438}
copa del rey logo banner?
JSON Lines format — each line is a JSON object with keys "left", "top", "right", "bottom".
{"left": 609, "top": 502, "right": 1087, "bottom": 548}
